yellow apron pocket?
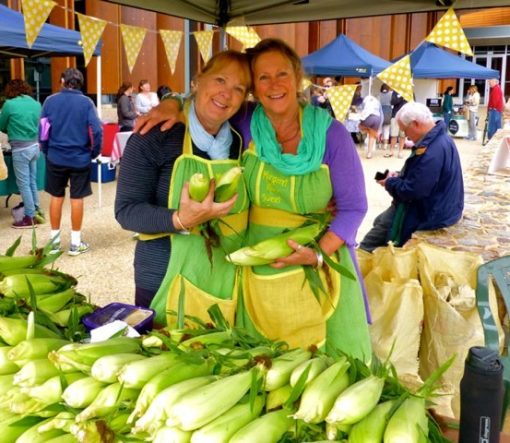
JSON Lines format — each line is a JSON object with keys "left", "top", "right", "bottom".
{"left": 242, "top": 266, "right": 340, "bottom": 349}
{"left": 166, "top": 275, "right": 237, "bottom": 328}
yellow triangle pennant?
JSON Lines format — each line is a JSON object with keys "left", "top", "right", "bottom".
{"left": 425, "top": 7, "right": 473, "bottom": 56}
{"left": 160, "top": 30, "right": 183, "bottom": 74}
{"left": 77, "top": 13, "right": 106, "bottom": 67}
{"left": 377, "top": 55, "right": 414, "bottom": 103}
{"left": 21, "top": 0, "right": 56, "bottom": 48}
{"left": 226, "top": 25, "right": 261, "bottom": 50}
{"left": 120, "top": 24, "right": 147, "bottom": 73}
{"left": 194, "top": 30, "right": 214, "bottom": 63}
{"left": 327, "top": 85, "right": 358, "bottom": 122}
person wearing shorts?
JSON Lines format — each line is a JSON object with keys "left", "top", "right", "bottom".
{"left": 39, "top": 68, "right": 102, "bottom": 256}
{"left": 388, "top": 91, "right": 408, "bottom": 158}
{"left": 358, "top": 95, "right": 382, "bottom": 159}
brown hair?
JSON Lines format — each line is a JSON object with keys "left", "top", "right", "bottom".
{"left": 138, "top": 79, "right": 150, "bottom": 92}
{"left": 195, "top": 50, "right": 252, "bottom": 95}
{"left": 116, "top": 81, "right": 133, "bottom": 102}
{"left": 247, "top": 38, "right": 304, "bottom": 87}
{"left": 4, "top": 79, "right": 32, "bottom": 99}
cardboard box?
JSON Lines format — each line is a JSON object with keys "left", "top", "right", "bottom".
{"left": 91, "top": 156, "right": 116, "bottom": 183}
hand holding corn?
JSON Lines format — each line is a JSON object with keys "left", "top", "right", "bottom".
{"left": 271, "top": 239, "right": 318, "bottom": 269}
{"left": 173, "top": 179, "right": 237, "bottom": 230}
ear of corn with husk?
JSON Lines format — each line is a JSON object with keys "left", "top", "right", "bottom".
{"left": 0, "top": 273, "right": 71, "bottom": 298}
{"left": 289, "top": 355, "right": 331, "bottom": 387}
{"left": 8, "top": 338, "right": 69, "bottom": 362}
{"left": 226, "top": 223, "right": 323, "bottom": 266}
{"left": 189, "top": 173, "right": 211, "bottom": 202}
{"left": 293, "top": 357, "right": 350, "bottom": 424}
{"left": 229, "top": 408, "right": 293, "bottom": 443}
{"left": 348, "top": 399, "right": 395, "bottom": 443}
{"left": 0, "top": 255, "right": 38, "bottom": 272}
{"left": 383, "top": 396, "right": 428, "bottom": 443}
{"left": 214, "top": 166, "right": 242, "bottom": 202}
{"left": 264, "top": 348, "right": 312, "bottom": 391}
{"left": 0, "top": 346, "right": 20, "bottom": 374}
{"left": 90, "top": 353, "right": 147, "bottom": 383}
{"left": 61, "top": 376, "right": 109, "bottom": 409}
{"left": 13, "top": 358, "right": 61, "bottom": 387}
{"left": 118, "top": 352, "right": 180, "bottom": 389}
{"left": 190, "top": 395, "right": 265, "bottom": 443}
{"left": 325, "top": 375, "right": 385, "bottom": 425}
{"left": 0, "top": 316, "right": 61, "bottom": 346}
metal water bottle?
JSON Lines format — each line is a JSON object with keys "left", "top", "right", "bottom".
{"left": 459, "top": 346, "right": 503, "bottom": 443}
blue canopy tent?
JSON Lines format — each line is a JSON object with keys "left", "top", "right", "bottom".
{"left": 405, "top": 42, "right": 498, "bottom": 79}
{"left": 302, "top": 34, "right": 390, "bottom": 77}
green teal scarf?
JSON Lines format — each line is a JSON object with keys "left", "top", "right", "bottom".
{"left": 250, "top": 103, "right": 333, "bottom": 176}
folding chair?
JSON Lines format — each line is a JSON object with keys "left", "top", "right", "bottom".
{"left": 476, "top": 255, "right": 510, "bottom": 427}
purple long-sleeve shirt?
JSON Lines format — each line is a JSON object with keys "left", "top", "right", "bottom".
{"left": 231, "top": 104, "right": 368, "bottom": 247}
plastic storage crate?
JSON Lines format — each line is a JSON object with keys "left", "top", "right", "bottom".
{"left": 82, "top": 303, "right": 155, "bottom": 333}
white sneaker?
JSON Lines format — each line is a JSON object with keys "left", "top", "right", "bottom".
{"left": 68, "top": 241, "right": 90, "bottom": 256}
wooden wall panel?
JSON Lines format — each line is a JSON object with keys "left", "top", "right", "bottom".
{"left": 460, "top": 8, "right": 510, "bottom": 27}
{"left": 86, "top": 0, "right": 121, "bottom": 95}
{"left": 156, "top": 15, "right": 185, "bottom": 94}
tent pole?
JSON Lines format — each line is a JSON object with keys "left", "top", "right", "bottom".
{"left": 369, "top": 76, "right": 373, "bottom": 95}
{"left": 96, "top": 56, "right": 102, "bottom": 120}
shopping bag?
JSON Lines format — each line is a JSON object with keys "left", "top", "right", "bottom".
{"left": 417, "top": 243, "right": 503, "bottom": 418}
{"left": 365, "top": 267, "right": 424, "bottom": 379}
{"left": 371, "top": 242, "right": 418, "bottom": 281}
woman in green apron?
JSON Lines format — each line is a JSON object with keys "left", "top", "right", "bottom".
{"left": 234, "top": 39, "right": 372, "bottom": 361}
{"left": 115, "top": 51, "right": 251, "bottom": 326}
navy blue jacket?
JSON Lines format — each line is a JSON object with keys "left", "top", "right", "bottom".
{"left": 385, "top": 121, "right": 464, "bottom": 244}
{"left": 40, "top": 88, "right": 102, "bottom": 168}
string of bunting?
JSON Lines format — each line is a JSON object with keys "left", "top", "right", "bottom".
{"left": 19, "top": 1, "right": 262, "bottom": 73}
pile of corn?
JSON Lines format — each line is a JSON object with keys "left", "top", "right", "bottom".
{"left": 0, "top": 308, "right": 453, "bottom": 443}
{"left": 0, "top": 237, "right": 95, "bottom": 341}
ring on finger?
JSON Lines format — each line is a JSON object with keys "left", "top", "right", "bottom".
{"left": 296, "top": 244, "right": 303, "bottom": 251}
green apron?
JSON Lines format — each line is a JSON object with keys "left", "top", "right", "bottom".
{"left": 148, "top": 121, "right": 249, "bottom": 327}
{"left": 236, "top": 144, "right": 371, "bottom": 361}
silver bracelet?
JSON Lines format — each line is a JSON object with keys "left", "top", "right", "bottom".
{"left": 315, "top": 251, "right": 324, "bottom": 268}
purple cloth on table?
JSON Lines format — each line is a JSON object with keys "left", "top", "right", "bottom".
{"left": 230, "top": 104, "right": 371, "bottom": 322}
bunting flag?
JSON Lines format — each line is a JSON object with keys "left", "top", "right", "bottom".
{"left": 77, "top": 13, "right": 106, "bottom": 66}
{"left": 226, "top": 25, "right": 261, "bottom": 50}
{"left": 194, "top": 30, "right": 214, "bottom": 63}
{"left": 425, "top": 7, "right": 473, "bottom": 56}
{"left": 160, "top": 30, "right": 183, "bottom": 74}
{"left": 377, "top": 55, "right": 414, "bottom": 103}
{"left": 21, "top": 0, "right": 56, "bottom": 48}
{"left": 327, "top": 85, "right": 358, "bottom": 122}
{"left": 120, "top": 24, "right": 147, "bottom": 73}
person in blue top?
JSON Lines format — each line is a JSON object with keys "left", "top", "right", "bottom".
{"left": 442, "top": 86, "right": 454, "bottom": 131}
{"left": 360, "top": 101, "right": 464, "bottom": 252}
{"left": 39, "top": 68, "right": 103, "bottom": 256}
{"left": 0, "top": 79, "right": 44, "bottom": 229}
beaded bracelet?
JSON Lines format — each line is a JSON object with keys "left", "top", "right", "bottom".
{"left": 315, "top": 251, "right": 324, "bottom": 269}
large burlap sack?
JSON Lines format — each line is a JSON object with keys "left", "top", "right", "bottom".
{"left": 363, "top": 244, "right": 423, "bottom": 383}
{"left": 417, "top": 243, "right": 503, "bottom": 418}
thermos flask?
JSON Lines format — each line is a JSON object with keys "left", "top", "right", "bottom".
{"left": 459, "top": 346, "right": 504, "bottom": 443}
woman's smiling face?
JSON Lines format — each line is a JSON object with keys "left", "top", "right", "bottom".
{"left": 252, "top": 50, "right": 300, "bottom": 119}
{"left": 194, "top": 61, "right": 248, "bottom": 134}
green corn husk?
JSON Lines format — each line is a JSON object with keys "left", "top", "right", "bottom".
{"left": 128, "top": 357, "right": 213, "bottom": 424}
{"left": 45, "top": 434, "right": 78, "bottom": 443}
{"left": 348, "top": 400, "right": 395, "bottom": 443}
{"left": 0, "top": 317, "right": 60, "bottom": 346}
{"left": 226, "top": 223, "right": 323, "bottom": 266}
{"left": 154, "top": 426, "right": 192, "bottom": 443}
{"left": 70, "top": 421, "right": 105, "bottom": 443}
{"left": 0, "top": 255, "right": 38, "bottom": 272}
{"left": 37, "top": 412, "right": 76, "bottom": 433}
{"left": 289, "top": 356, "right": 331, "bottom": 387}
{"left": 189, "top": 173, "right": 211, "bottom": 202}
{"left": 13, "top": 358, "right": 61, "bottom": 387}
{"left": 214, "top": 166, "right": 242, "bottom": 202}
{"left": 325, "top": 375, "right": 385, "bottom": 425}
{"left": 16, "top": 416, "right": 66, "bottom": 443}
{"left": 75, "top": 382, "right": 140, "bottom": 422}
{"left": 61, "top": 376, "right": 108, "bottom": 409}
{"left": 8, "top": 392, "right": 49, "bottom": 415}
{"left": 0, "top": 374, "right": 15, "bottom": 395}
{"left": 229, "top": 408, "right": 293, "bottom": 443}
{"left": 45, "top": 305, "right": 94, "bottom": 328}
{"left": 293, "top": 357, "right": 350, "bottom": 424}
{"left": 0, "top": 273, "right": 69, "bottom": 298}
{"left": 191, "top": 395, "right": 265, "bottom": 443}
{"left": 117, "top": 352, "right": 180, "bottom": 389}
{"left": 383, "top": 396, "right": 428, "bottom": 443}
{"left": 266, "top": 384, "right": 293, "bottom": 411}
{"left": 33, "top": 288, "right": 77, "bottom": 313}
{"left": 91, "top": 353, "right": 147, "bottom": 383}
{"left": 48, "top": 337, "right": 141, "bottom": 373}
{"left": 0, "top": 416, "right": 44, "bottom": 442}
{"left": 8, "top": 338, "right": 70, "bottom": 362}
{"left": 169, "top": 370, "right": 255, "bottom": 431}
{"left": 326, "top": 422, "right": 352, "bottom": 440}
{"left": 178, "top": 330, "right": 232, "bottom": 349}
{"left": 133, "top": 376, "right": 216, "bottom": 435}
{"left": 0, "top": 347, "right": 19, "bottom": 375}
{"left": 21, "top": 372, "right": 85, "bottom": 404}
{"left": 265, "top": 348, "right": 312, "bottom": 391}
